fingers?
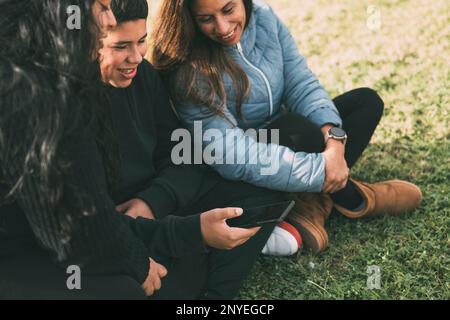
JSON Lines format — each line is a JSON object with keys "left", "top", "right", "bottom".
{"left": 334, "top": 174, "right": 349, "bottom": 193}
{"left": 338, "top": 179, "right": 349, "bottom": 192}
{"left": 229, "top": 231, "right": 258, "bottom": 248}
{"left": 201, "top": 208, "right": 263, "bottom": 250}
{"left": 328, "top": 180, "right": 341, "bottom": 194}
{"left": 223, "top": 226, "right": 261, "bottom": 249}
{"left": 116, "top": 201, "right": 130, "bottom": 213}
{"left": 323, "top": 180, "right": 332, "bottom": 193}
{"left": 323, "top": 180, "right": 337, "bottom": 193}
{"left": 125, "top": 210, "right": 135, "bottom": 218}
{"left": 324, "top": 172, "right": 350, "bottom": 194}
{"left": 142, "top": 274, "right": 155, "bottom": 296}
{"left": 234, "top": 237, "right": 253, "bottom": 248}
{"left": 143, "top": 276, "right": 162, "bottom": 296}
{"left": 152, "top": 264, "right": 167, "bottom": 291}
{"left": 328, "top": 182, "right": 345, "bottom": 194}
{"left": 230, "top": 226, "right": 261, "bottom": 238}
{"left": 142, "top": 260, "right": 167, "bottom": 297}
{"left": 142, "top": 284, "right": 154, "bottom": 296}
{"left": 152, "top": 275, "right": 162, "bottom": 291}
{"left": 157, "top": 264, "right": 168, "bottom": 278}
{"left": 214, "top": 207, "right": 243, "bottom": 220}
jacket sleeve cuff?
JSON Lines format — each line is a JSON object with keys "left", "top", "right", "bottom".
{"left": 169, "top": 214, "right": 206, "bottom": 255}
{"left": 287, "top": 152, "right": 326, "bottom": 193}
{"left": 136, "top": 186, "right": 176, "bottom": 219}
{"left": 134, "top": 214, "right": 207, "bottom": 257}
{"left": 308, "top": 153, "right": 326, "bottom": 192}
{"left": 307, "top": 107, "right": 343, "bottom": 128}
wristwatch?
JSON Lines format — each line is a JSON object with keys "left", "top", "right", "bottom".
{"left": 325, "top": 127, "right": 347, "bottom": 145}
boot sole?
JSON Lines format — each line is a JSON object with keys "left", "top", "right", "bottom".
{"left": 288, "top": 216, "right": 328, "bottom": 255}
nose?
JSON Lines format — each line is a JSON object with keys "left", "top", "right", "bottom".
{"left": 127, "top": 46, "right": 143, "bottom": 65}
{"left": 215, "top": 17, "right": 230, "bottom": 36}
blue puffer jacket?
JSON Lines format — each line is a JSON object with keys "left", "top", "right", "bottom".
{"left": 174, "top": 0, "right": 342, "bottom": 193}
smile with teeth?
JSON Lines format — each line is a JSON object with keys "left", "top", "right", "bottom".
{"left": 119, "top": 68, "right": 135, "bottom": 74}
{"left": 221, "top": 27, "right": 236, "bottom": 40}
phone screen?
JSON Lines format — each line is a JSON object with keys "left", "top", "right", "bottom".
{"left": 226, "top": 200, "right": 295, "bottom": 229}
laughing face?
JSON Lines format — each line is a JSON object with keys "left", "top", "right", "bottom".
{"left": 98, "top": 19, "right": 148, "bottom": 88}
{"left": 191, "top": 0, "right": 246, "bottom": 46}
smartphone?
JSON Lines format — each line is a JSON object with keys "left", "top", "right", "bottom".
{"left": 226, "top": 200, "right": 295, "bottom": 229}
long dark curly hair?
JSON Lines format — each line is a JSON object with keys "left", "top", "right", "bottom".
{"left": 0, "top": 0, "right": 118, "bottom": 240}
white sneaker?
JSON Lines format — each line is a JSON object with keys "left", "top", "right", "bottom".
{"left": 261, "top": 221, "right": 302, "bottom": 256}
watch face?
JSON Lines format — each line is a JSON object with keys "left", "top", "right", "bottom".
{"left": 330, "top": 127, "right": 347, "bottom": 138}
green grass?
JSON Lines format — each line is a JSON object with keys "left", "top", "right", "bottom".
{"left": 148, "top": 0, "right": 449, "bottom": 299}
{"left": 238, "top": 0, "right": 449, "bottom": 300}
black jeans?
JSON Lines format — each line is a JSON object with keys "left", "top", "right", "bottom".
{"left": 0, "top": 172, "right": 282, "bottom": 300}
{"left": 151, "top": 172, "right": 284, "bottom": 300}
{"left": 266, "top": 88, "right": 384, "bottom": 207}
{"left": 268, "top": 88, "right": 384, "bottom": 168}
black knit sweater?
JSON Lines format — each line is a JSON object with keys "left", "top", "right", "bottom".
{"left": 0, "top": 60, "right": 206, "bottom": 284}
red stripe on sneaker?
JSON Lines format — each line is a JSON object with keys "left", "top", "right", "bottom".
{"left": 278, "top": 221, "right": 302, "bottom": 249}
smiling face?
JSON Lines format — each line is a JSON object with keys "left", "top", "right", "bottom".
{"left": 98, "top": 19, "right": 148, "bottom": 88}
{"left": 191, "top": 0, "right": 246, "bottom": 46}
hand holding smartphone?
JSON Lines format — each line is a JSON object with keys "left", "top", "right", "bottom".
{"left": 226, "top": 200, "right": 295, "bottom": 229}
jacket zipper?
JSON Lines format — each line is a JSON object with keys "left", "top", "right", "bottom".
{"left": 236, "top": 42, "right": 274, "bottom": 116}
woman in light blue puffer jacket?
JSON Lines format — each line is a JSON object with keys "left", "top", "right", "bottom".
{"left": 152, "top": 0, "right": 422, "bottom": 255}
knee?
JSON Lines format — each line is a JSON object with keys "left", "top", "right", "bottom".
{"left": 302, "top": 127, "right": 326, "bottom": 153}
{"left": 358, "top": 87, "right": 385, "bottom": 120}
{"left": 268, "top": 112, "right": 324, "bottom": 153}
{"left": 287, "top": 113, "right": 324, "bottom": 153}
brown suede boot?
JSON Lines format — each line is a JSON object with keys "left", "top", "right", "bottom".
{"left": 285, "top": 193, "right": 333, "bottom": 255}
{"left": 334, "top": 179, "right": 423, "bottom": 218}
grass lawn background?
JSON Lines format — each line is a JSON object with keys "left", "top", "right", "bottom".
{"left": 147, "top": 0, "right": 449, "bottom": 299}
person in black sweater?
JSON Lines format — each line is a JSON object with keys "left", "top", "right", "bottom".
{"left": 0, "top": 0, "right": 283, "bottom": 300}
{"left": 98, "top": 0, "right": 289, "bottom": 299}
{"left": 0, "top": 0, "right": 200, "bottom": 299}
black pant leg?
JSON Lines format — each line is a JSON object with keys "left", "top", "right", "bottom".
{"left": 265, "top": 113, "right": 325, "bottom": 153}
{"left": 205, "top": 222, "right": 275, "bottom": 300}
{"left": 264, "top": 88, "right": 384, "bottom": 209}
{"left": 265, "top": 87, "right": 384, "bottom": 169}
{"left": 333, "top": 87, "right": 384, "bottom": 168}
{"left": 194, "top": 179, "right": 284, "bottom": 300}
{"left": 149, "top": 252, "right": 209, "bottom": 300}
{"left": 172, "top": 174, "right": 284, "bottom": 300}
